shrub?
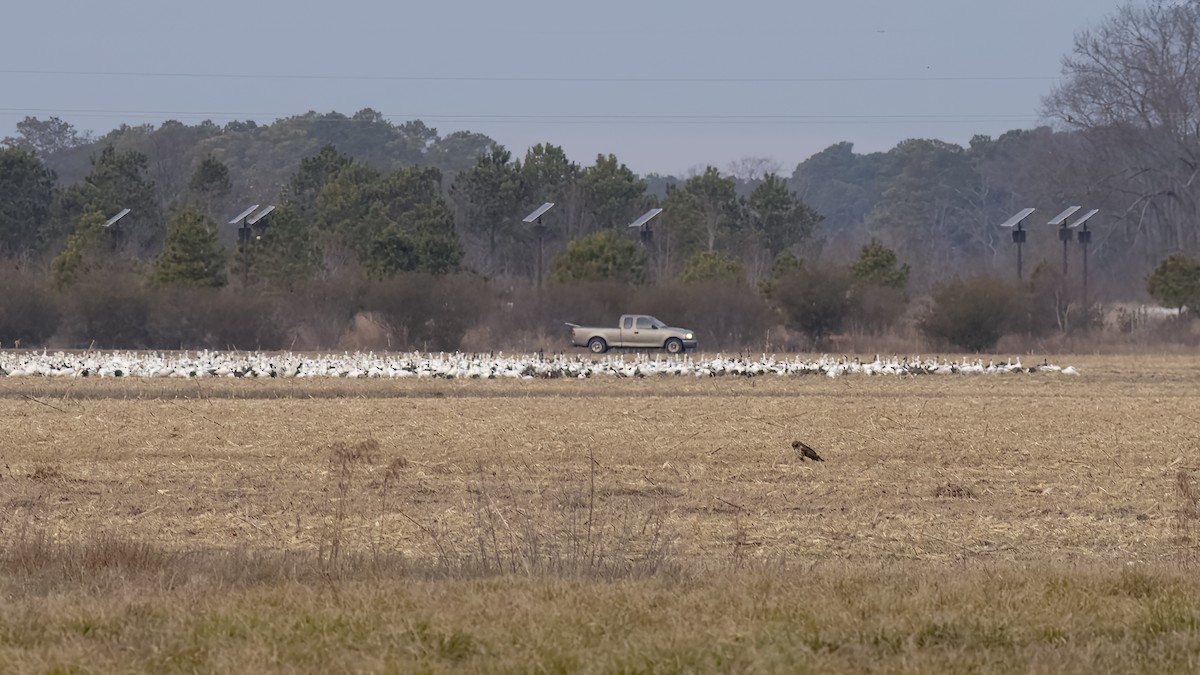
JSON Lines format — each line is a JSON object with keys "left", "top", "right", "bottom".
{"left": 848, "top": 285, "right": 908, "bottom": 335}
{"left": 921, "top": 276, "right": 1019, "bottom": 352}
{"left": 0, "top": 267, "right": 59, "bottom": 347}
{"left": 279, "top": 277, "right": 364, "bottom": 350}
{"left": 770, "top": 265, "right": 853, "bottom": 348}
{"left": 55, "top": 272, "right": 150, "bottom": 348}
{"left": 544, "top": 282, "right": 634, "bottom": 328}
{"left": 632, "top": 282, "right": 772, "bottom": 350}
{"left": 365, "top": 273, "right": 491, "bottom": 351}
{"left": 145, "top": 288, "right": 282, "bottom": 350}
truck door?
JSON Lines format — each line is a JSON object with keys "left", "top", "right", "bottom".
{"left": 631, "top": 315, "right": 660, "bottom": 348}
{"left": 619, "top": 314, "right": 638, "bottom": 345}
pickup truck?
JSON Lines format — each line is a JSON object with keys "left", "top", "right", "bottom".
{"left": 567, "top": 315, "right": 698, "bottom": 354}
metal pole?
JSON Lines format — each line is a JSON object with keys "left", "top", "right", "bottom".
{"left": 1082, "top": 240, "right": 1088, "bottom": 308}
{"left": 240, "top": 224, "right": 251, "bottom": 286}
{"left": 1059, "top": 225, "right": 1071, "bottom": 308}
{"left": 1012, "top": 225, "right": 1026, "bottom": 281}
{"left": 535, "top": 219, "right": 545, "bottom": 290}
{"left": 1079, "top": 224, "right": 1092, "bottom": 309}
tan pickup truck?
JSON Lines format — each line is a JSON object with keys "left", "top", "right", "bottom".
{"left": 567, "top": 314, "right": 698, "bottom": 354}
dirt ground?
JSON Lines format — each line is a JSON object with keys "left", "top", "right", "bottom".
{"left": 2, "top": 354, "right": 1197, "bottom": 567}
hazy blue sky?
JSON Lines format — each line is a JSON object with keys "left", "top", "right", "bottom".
{"left": 1, "top": 0, "right": 1128, "bottom": 175}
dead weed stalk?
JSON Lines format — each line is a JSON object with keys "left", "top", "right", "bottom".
{"left": 462, "top": 447, "right": 679, "bottom": 580}
{"left": 1177, "top": 469, "right": 1199, "bottom": 565}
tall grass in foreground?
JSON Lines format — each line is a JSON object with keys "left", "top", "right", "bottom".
{"left": 1179, "top": 469, "right": 1200, "bottom": 566}
{"left": 0, "top": 548, "right": 1198, "bottom": 673}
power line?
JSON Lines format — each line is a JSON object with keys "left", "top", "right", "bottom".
{"left": 0, "top": 68, "right": 1059, "bottom": 84}
{"left": 0, "top": 107, "right": 1040, "bottom": 125}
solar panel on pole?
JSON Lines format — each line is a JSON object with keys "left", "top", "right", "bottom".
{"left": 1048, "top": 206, "right": 1081, "bottom": 226}
{"left": 104, "top": 208, "right": 131, "bottom": 228}
{"left": 522, "top": 203, "right": 555, "bottom": 290}
{"left": 229, "top": 205, "right": 260, "bottom": 225}
{"left": 628, "top": 208, "right": 664, "bottom": 229}
{"left": 998, "top": 208, "right": 1035, "bottom": 229}
{"left": 1067, "top": 209, "right": 1099, "bottom": 229}
{"left": 523, "top": 202, "right": 555, "bottom": 223}
{"left": 247, "top": 205, "right": 276, "bottom": 225}
{"left": 999, "top": 208, "right": 1035, "bottom": 280}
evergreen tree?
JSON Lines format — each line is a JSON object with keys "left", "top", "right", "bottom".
{"left": 189, "top": 154, "right": 232, "bottom": 195}
{"left": 678, "top": 251, "right": 746, "bottom": 285}
{"left": 0, "top": 147, "right": 57, "bottom": 257}
{"left": 1146, "top": 254, "right": 1200, "bottom": 315}
{"left": 549, "top": 230, "right": 648, "bottom": 285}
{"left": 51, "top": 211, "right": 109, "bottom": 289}
{"left": 850, "top": 240, "right": 911, "bottom": 289}
{"left": 151, "top": 208, "right": 227, "bottom": 288}
{"left": 848, "top": 240, "right": 910, "bottom": 333}
{"left": 59, "top": 145, "right": 159, "bottom": 253}
{"left": 748, "top": 173, "right": 821, "bottom": 258}
{"left": 252, "top": 206, "right": 321, "bottom": 290}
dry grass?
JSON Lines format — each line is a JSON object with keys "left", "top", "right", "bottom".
{"left": 0, "top": 561, "right": 1197, "bottom": 673}
{"left": 1, "top": 353, "right": 1200, "bottom": 671}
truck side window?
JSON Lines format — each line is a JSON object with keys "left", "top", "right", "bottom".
{"left": 623, "top": 317, "right": 633, "bottom": 329}
{"left": 636, "top": 317, "right": 653, "bottom": 329}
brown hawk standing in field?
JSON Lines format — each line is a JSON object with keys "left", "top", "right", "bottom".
{"left": 792, "top": 440, "right": 824, "bottom": 462}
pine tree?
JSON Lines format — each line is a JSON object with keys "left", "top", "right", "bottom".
{"left": 253, "top": 206, "right": 321, "bottom": 290}
{"left": 850, "top": 240, "right": 910, "bottom": 289}
{"left": 151, "top": 208, "right": 227, "bottom": 288}
{"left": 51, "top": 211, "right": 109, "bottom": 289}
{"left": 1146, "top": 254, "right": 1200, "bottom": 315}
{"left": 548, "top": 230, "right": 648, "bottom": 285}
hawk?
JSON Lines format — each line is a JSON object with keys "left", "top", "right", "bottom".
{"left": 792, "top": 440, "right": 824, "bottom": 462}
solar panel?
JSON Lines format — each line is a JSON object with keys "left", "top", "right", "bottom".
{"left": 1048, "top": 206, "right": 1081, "bottom": 226}
{"left": 522, "top": 202, "right": 555, "bottom": 223}
{"left": 628, "top": 208, "right": 664, "bottom": 229}
{"left": 998, "top": 208, "right": 1035, "bottom": 228}
{"left": 229, "top": 204, "right": 260, "bottom": 225}
{"left": 247, "top": 205, "right": 276, "bottom": 225}
{"left": 103, "top": 208, "right": 131, "bottom": 228}
{"left": 1067, "top": 208, "right": 1099, "bottom": 229}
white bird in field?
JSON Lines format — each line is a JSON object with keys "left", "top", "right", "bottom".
{"left": 0, "top": 351, "right": 1082, "bottom": 381}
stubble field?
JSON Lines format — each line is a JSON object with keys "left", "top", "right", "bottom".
{"left": 1, "top": 354, "right": 1199, "bottom": 673}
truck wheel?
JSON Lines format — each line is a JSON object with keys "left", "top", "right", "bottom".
{"left": 664, "top": 338, "right": 684, "bottom": 354}
{"left": 588, "top": 337, "right": 608, "bottom": 354}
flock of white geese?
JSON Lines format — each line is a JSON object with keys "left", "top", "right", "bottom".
{"left": 0, "top": 351, "right": 1079, "bottom": 379}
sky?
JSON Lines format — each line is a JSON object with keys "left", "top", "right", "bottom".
{"left": 0, "top": 0, "right": 1129, "bottom": 176}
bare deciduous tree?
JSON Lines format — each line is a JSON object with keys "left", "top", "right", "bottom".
{"left": 1044, "top": 0, "right": 1200, "bottom": 273}
{"left": 727, "top": 156, "right": 782, "bottom": 184}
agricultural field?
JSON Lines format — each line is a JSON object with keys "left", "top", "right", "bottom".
{"left": 1, "top": 353, "right": 1199, "bottom": 673}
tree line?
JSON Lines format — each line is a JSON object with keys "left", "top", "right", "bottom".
{"left": 1, "top": 0, "right": 1198, "bottom": 350}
